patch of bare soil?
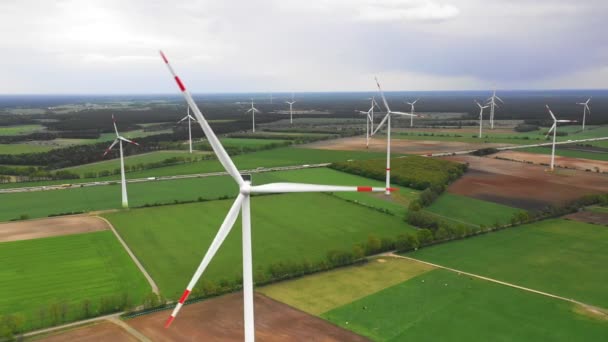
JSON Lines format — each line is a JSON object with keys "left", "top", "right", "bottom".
{"left": 35, "top": 321, "right": 137, "bottom": 342}
{"left": 564, "top": 211, "right": 608, "bottom": 226}
{"left": 0, "top": 215, "right": 109, "bottom": 242}
{"left": 495, "top": 150, "right": 608, "bottom": 172}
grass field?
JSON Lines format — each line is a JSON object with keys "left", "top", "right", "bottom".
{"left": 407, "top": 219, "right": 608, "bottom": 308}
{"left": 0, "top": 231, "right": 150, "bottom": 329}
{"left": 60, "top": 151, "right": 211, "bottom": 177}
{"left": 323, "top": 268, "right": 608, "bottom": 341}
{"left": 0, "top": 167, "right": 415, "bottom": 222}
{"left": 588, "top": 206, "right": 608, "bottom": 214}
{"left": 204, "top": 138, "right": 289, "bottom": 148}
{"left": 104, "top": 193, "right": 417, "bottom": 298}
{"left": 520, "top": 146, "right": 608, "bottom": 161}
{"left": 425, "top": 193, "right": 520, "bottom": 227}
{"left": 0, "top": 124, "right": 44, "bottom": 136}
{"left": 259, "top": 257, "right": 433, "bottom": 315}
{"left": 0, "top": 143, "right": 55, "bottom": 155}
{"left": 0, "top": 147, "right": 388, "bottom": 189}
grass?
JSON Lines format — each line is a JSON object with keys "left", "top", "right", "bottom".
{"left": 323, "top": 268, "right": 608, "bottom": 341}
{"left": 520, "top": 146, "right": 608, "bottom": 162}
{"left": 0, "top": 143, "right": 55, "bottom": 155}
{"left": 259, "top": 257, "right": 433, "bottom": 315}
{"left": 0, "top": 124, "right": 44, "bottom": 136}
{"left": 425, "top": 193, "right": 520, "bottom": 227}
{"left": 103, "top": 193, "right": 417, "bottom": 298}
{"left": 406, "top": 219, "right": 608, "bottom": 308}
{"left": 217, "top": 138, "right": 289, "bottom": 148}
{"left": 0, "top": 167, "right": 415, "bottom": 222}
{"left": 0, "top": 231, "right": 150, "bottom": 330}
{"left": 588, "top": 206, "right": 608, "bottom": 214}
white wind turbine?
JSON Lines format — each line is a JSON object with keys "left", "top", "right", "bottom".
{"left": 545, "top": 105, "right": 577, "bottom": 171}
{"left": 372, "top": 77, "right": 416, "bottom": 195}
{"left": 486, "top": 89, "right": 503, "bottom": 129}
{"left": 475, "top": 101, "right": 489, "bottom": 138}
{"left": 285, "top": 94, "right": 296, "bottom": 124}
{"left": 356, "top": 97, "right": 379, "bottom": 148}
{"left": 576, "top": 98, "right": 591, "bottom": 131}
{"left": 246, "top": 99, "right": 261, "bottom": 133}
{"left": 160, "top": 51, "right": 392, "bottom": 341}
{"left": 177, "top": 106, "right": 197, "bottom": 153}
{"left": 102, "top": 115, "right": 140, "bottom": 208}
{"left": 406, "top": 98, "right": 419, "bottom": 127}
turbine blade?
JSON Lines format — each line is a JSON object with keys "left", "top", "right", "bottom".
{"left": 103, "top": 139, "right": 119, "bottom": 156}
{"left": 250, "top": 182, "right": 396, "bottom": 193}
{"left": 160, "top": 51, "right": 243, "bottom": 186}
{"left": 557, "top": 120, "right": 577, "bottom": 123}
{"left": 495, "top": 95, "right": 504, "bottom": 103}
{"left": 188, "top": 115, "right": 197, "bottom": 121}
{"left": 119, "top": 136, "right": 139, "bottom": 145}
{"left": 545, "top": 124, "right": 556, "bottom": 138}
{"left": 545, "top": 105, "right": 556, "bottom": 121}
{"left": 375, "top": 77, "right": 392, "bottom": 113}
{"left": 373, "top": 113, "right": 390, "bottom": 135}
{"left": 392, "top": 111, "right": 416, "bottom": 117}
{"left": 178, "top": 116, "right": 189, "bottom": 123}
{"left": 165, "top": 194, "right": 245, "bottom": 328}
{"left": 112, "top": 115, "right": 119, "bottom": 137}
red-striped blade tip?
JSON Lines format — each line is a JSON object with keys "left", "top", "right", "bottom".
{"left": 387, "top": 187, "right": 398, "bottom": 192}
{"left": 160, "top": 50, "right": 169, "bottom": 64}
{"left": 178, "top": 289, "right": 191, "bottom": 304}
{"left": 164, "top": 315, "right": 175, "bottom": 328}
{"left": 175, "top": 76, "right": 186, "bottom": 92}
{"left": 103, "top": 149, "right": 110, "bottom": 157}
{"left": 357, "top": 186, "right": 373, "bottom": 192}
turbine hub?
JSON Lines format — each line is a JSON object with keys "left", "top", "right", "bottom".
{"left": 240, "top": 181, "right": 252, "bottom": 195}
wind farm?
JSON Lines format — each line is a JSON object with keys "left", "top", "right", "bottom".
{"left": 1, "top": 1, "right": 608, "bottom": 341}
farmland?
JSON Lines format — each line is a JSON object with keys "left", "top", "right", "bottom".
{"left": 104, "top": 193, "right": 417, "bottom": 298}
{"left": 0, "top": 124, "right": 44, "bottom": 135}
{"left": 425, "top": 193, "right": 520, "bottom": 227}
{"left": 519, "top": 146, "right": 608, "bottom": 162}
{"left": 323, "top": 268, "right": 608, "bottom": 341}
{"left": 407, "top": 219, "right": 608, "bottom": 307}
{"left": 0, "top": 143, "right": 55, "bottom": 155}
{"left": 0, "top": 231, "right": 150, "bottom": 330}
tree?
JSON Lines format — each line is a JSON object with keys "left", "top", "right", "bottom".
{"left": 81, "top": 299, "right": 92, "bottom": 318}
{"left": 417, "top": 229, "right": 434, "bottom": 245}
{"left": 365, "top": 235, "right": 382, "bottom": 255}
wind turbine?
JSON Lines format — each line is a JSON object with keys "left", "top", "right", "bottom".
{"left": 545, "top": 105, "right": 577, "bottom": 171}
{"left": 102, "top": 115, "right": 140, "bottom": 208}
{"left": 486, "top": 89, "right": 503, "bottom": 129}
{"left": 159, "top": 51, "right": 393, "bottom": 341}
{"left": 285, "top": 94, "right": 296, "bottom": 124}
{"left": 177, "top": 106, "right": 197, "bottom": 153}
{"left": 576, "top": 98, "right": 591, "bottom": 131}
{"left": 475, "top": 101, "right": 489, "bottom": 138}
{"left": 372, "top": 77, "right": 416, "bottom": 195}
{"left": 406, "top": 98, "right": 419, "bottom": 127}
{"left": 356, "top": 98, "right": 378, "bottom": 148}
{"left": 246, "top": 99, "right": 261, "bottom": 133}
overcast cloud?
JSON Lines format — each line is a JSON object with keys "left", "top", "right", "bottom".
{"left": 1, "top": 0, "right": 607, "bottom": 93}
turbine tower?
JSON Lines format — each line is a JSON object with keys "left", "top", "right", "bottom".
{"left": 285, "top": 94, "right": 296, "bottom": 125}
{"left": 159, "top": 51, "right": 393, "bottom": 341}
{"left": 475, "top": 101, "right": 489, "bottom": 138}
{"left": 103, "top": 115, "right": 139, "bottom": 208}
{"left": 356, "top": 98, "right": 378, "bottom": 148}
{"left": 177, "top": 106, "right": 197, "bottom": 153}
{"left": 406, "top": 98, "right": 419, "bottom": 127}
{"left": 486, "top": 89, "right": 503, "bottom": 130}
{"left": 246, "top": 99, "right": 261, "bottom": 133}
{"left": 576, "top": 98, "right": 591, "bottom": 131}
{"left": 373, "top": 77, "right": 416, "bottom": 195}
{"left": 545, "top": 105, "right": 576, "bottom": 171}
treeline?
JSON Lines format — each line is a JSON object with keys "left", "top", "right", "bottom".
{"left": 0, "top": 130, "right": 101, "bottom": 144}
{"left": 330, "top": 156, "right": 467, "bottom": 190}
{"left": 0, "top": 167, "right": 79, "bottom": 183}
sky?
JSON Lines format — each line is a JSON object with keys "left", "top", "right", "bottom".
{"left": 1, "top": 0, "right": 607, "bottom": 94}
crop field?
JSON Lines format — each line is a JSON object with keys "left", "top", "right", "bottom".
{"left": 0, "top": 167, "right": 416, "bottom": 221}
{"left": 0, "top": 143, "right": 55, "bottom": 155}
{"left": 104, "top": 193, "right": 417, "bottom": 298}
{"left": 323, "top": 268, "right": 608, "bottom": 342}
{"left": 213, "top": 137, "right": 289, "bottom": 148}
{"left": 518, "top": 146, "right": 608, "bottom": 162}
{"left": 0, "top": 124, "right": 44, "bottom": 135}
{"left": 0, "top": 231, "right": 149, "bottom": 329}
{"left": 60, "top": 150, "right": 211, "bottom": 177}
{"left": 407, "top": 219, "right": 608, "bottom": 308}
{"left": 425, "top": 193, "right": 520, "bottom": 227}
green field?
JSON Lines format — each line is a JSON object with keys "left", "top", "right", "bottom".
{"left": 323, "top": 268, "right": 608, "bottom": 341}
{"left": 520, "top": 146, "right": 608, "bottom": 162}
{"left": 0, "top": 143, "right": 55, "bottom": 155}
{"left": 104, "top": 193, "right": 417, "bottom": 298}
{"left": 0, "top": 231, "right": 150, "bottom": 329}
{"left": 407, "top": 219, "right": 608, "bottom": 308}
{"left": 259, "top": 257, "right": 432, "bottom": 315}
{"left": 0, "top": 167, "right": 415, "bottom": 222}
{"left": 425, "top": 193, "right": 520, "bottom": 227}
{"left": 0, "top": 124, "right": 44, "bottom": 136}
{"left": 588, "top": 206, "right": 608, "bottom": 214}
{"left": 60, "top": 151, "right": 211, "bottom": 177}
{"left": 202, "top": 138, "right": 289, "bottom": 149}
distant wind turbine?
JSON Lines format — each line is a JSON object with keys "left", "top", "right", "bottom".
{"left": 177, "top": 106, "right": 197, "bottom": 153}
{"left": 246, "top": 99, "right": 261, "bottom": 133}
{"left": 406, "top": 98, "right": 419, "bottom": 127}
{"left": 486, "top": 89, "right": 503, "bottom": 130}
{"left": 356, "top": 97, "right": 379, "bottom": 148}
{"left": 545, "top": 105, "right": 576, "bottom": 171}
{"left": 475, "top": 101, "right": 489, "bottom": 138}
{"left": 286, "top": 94, "right": 296, "bottom": 124}
{"left": 103, "top": 115, "right": 140, "bottom": 208}
{"left": 576, "top": 98, "right": 591, "bottom": 131}
{"left": 373, "top": 77, "right": 416, "bottom": 195}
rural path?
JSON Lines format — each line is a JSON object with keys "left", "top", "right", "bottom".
{"left": 391, "top": 253, "right": 608, "bottom": 317}
{"left": 0, "top": 163, "right": 331, "bottom": 194}
{"left": 96, "top": 216, "right": 160, "bottom": 295}
{"left": 22, "top": 312, "right": 123, "bottom": 338}
{"left": 107, "top": 316, "right": 152, "bottom": 342}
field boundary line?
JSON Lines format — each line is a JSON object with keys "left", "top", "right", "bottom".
{"left": 95, "top": 216, "right": 160, "bottom": 295}
{"left": 391, "top": 253, "right": 608, "bottom": 315}
{"left": 21, "top": 312, "right": 122, "bottom": 338}
{"left": 107, "top": 316, "right": 152, "bottom": 342}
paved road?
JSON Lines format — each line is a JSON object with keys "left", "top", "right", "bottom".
{"left": 0, "top": 163, "right": 331, "bottom": 194}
